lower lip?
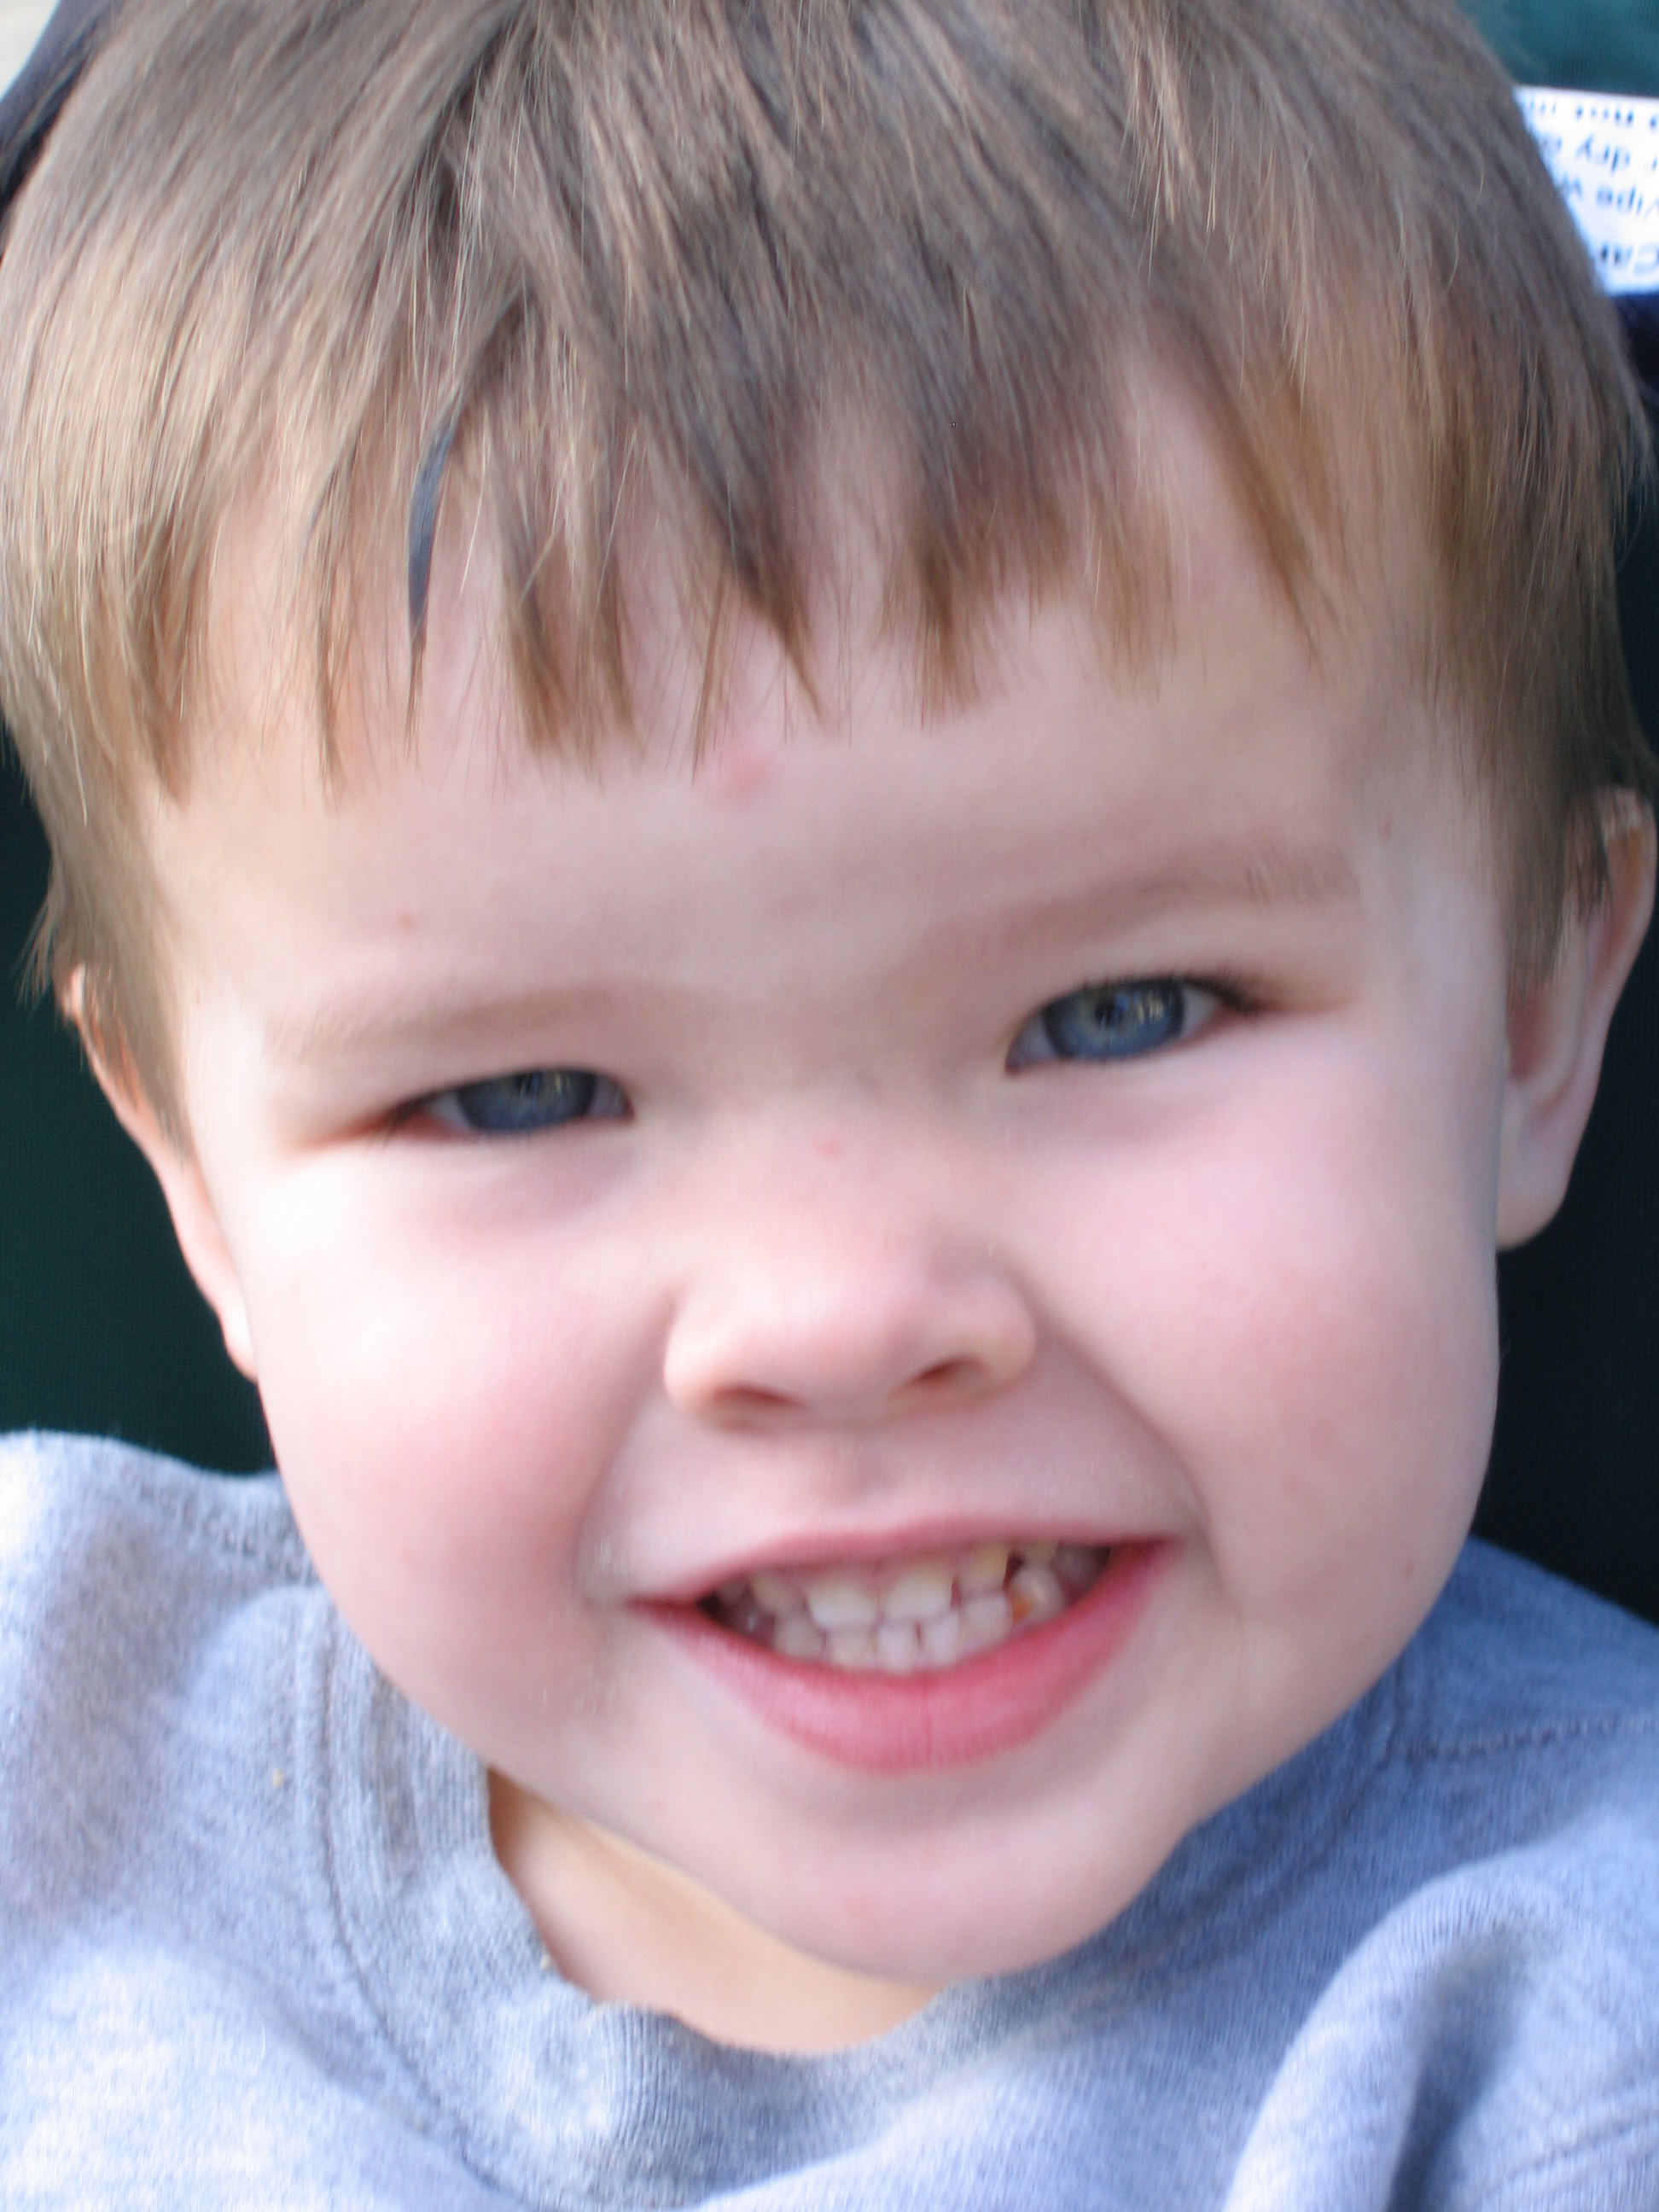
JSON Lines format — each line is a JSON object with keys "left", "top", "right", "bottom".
{"left": 650, "top": 1541, "right": 1169, "bottom": 1773}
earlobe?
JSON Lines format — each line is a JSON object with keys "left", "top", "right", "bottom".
{"left": 1496, "top": 798, "right": 1657, "bottom": 1250}
{"left": 66, "top": 975, "right": 259, "bottom": 1379}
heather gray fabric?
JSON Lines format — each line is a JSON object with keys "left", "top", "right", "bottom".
{"left": 4, "top": 1430, "right": 1659, "bottom": 2209}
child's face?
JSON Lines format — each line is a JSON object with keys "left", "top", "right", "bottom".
{"left": 143, "top": 411, "right": 1529, "bottom": 2014}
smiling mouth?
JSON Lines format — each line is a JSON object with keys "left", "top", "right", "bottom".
{"left": 701, "top": 1541, "right": 1109, "bottom": 1673}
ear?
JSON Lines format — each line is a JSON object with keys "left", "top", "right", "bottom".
{"left": 1497, "top": 797, "right": 1657, "bottom": 1249}
{"left": 66, "top": 975, "right": 259, "bottom": 1378}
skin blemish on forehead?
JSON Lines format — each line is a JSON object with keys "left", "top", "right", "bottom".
{"left": 707, "top": 724, "right": 775, "bottom": 806}
{"left": 686, "top": 607, "right": 824, "bottom": 805}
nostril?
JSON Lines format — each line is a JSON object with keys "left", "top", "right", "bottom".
{"left": 911, "top": 1359, "right": 980, "bottom": 1396}
{"left": 698, "top": 1360, "right": 987, "bottom": 1429}
{"left": 664, "top": 1265, "right": 1038, "bottom": 1425}
{"left": 707, "top": 1384, "right": 799, "bottom": 1426}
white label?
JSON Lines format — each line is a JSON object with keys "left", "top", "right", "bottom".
{"left": 1519, "top": 87, "right": 1659, "bottom": 295}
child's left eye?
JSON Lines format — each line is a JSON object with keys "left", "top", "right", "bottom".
{"left": 1006, "top": 980, "right": 1225, "bottom": 1069}
{"left": 417, "top": 1068, "right": 630, "bottom": 1136}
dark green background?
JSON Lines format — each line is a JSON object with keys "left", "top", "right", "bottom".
{"left": 2, "top": 743, "right": 271, "bottom": 1467}
{"left": 1470, "top": 0, "right": 1659, "bottom": 90}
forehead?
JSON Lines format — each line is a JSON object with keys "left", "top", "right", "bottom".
{"left": 200, "top": 382, "right": 1426, "bottom": 810}
{"left": 152, "top": 399, "right": 1457, "bottom": 1063}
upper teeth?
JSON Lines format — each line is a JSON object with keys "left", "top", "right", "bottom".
{"left": 706, "top": 1541, "right": 1105, "bottom": 1672}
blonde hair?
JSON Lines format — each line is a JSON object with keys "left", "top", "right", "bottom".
{"left": 0, "top": 0, "right": 1651, "bottom": 1133}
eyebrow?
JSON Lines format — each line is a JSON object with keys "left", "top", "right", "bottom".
{"left": 1132, "top": 841, "right": 1361, "bottom": 915}
{"left": 262, "top": 977, "right": 626, "bottom": 1070}
{"left": 975, "top": 835, "right": 1363, "bottom": 943}
{"left": 263, "top": 835, "right": 1361, "bottom": 1068}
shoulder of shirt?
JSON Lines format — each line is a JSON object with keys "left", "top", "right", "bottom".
{"left": 1217, "top": 1549, "right": 1659, "bottom": 2203}
{"left": 0, "top": 1429, "right": 316, "bottom": 1748}
{"left": 0, "top": 1425, "right": 311, "bottom": 1596}
{"left": 0, "top": 1432, "right": 327, "bottom": 1946}
{"left": 1396, "top": 1537, "right": 1659, "bottom": 1769}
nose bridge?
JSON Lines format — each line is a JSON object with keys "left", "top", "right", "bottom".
{"left": 660, "top": 1106, "right": 1036, "bottom": 1427}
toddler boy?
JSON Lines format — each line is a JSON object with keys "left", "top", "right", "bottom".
{"left": 3, "top": 0, "right": 1659, "bottom": 2202}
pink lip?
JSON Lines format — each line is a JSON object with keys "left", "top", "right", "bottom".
{"left": 649, "top": 1540, "right": 1168, "bottom": 1773}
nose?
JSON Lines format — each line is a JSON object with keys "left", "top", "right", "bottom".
{"left": 661, "top": 1150, "right": 1037, "bottom": 1429}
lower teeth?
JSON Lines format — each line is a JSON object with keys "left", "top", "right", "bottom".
{"left": 703, "top": 1543, "right": 1106, "bottom": 1672}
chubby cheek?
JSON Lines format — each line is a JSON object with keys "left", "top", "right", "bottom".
{"left": 230, "top": 1162, "right": 651, "bottom": 1744}
{"left": 1045, "top": 1027, "right": 1502, "bottom": 1699}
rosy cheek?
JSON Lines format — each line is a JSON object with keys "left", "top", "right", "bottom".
{"left": 244, "top": 1184, "right": 651, "bottom": 1697}
{"left": 1035, "top": 1054, "right": 1496, "bottom": 1621}
{"left": 1192, "top": 1145, "right": 1494, "bottom": 1612}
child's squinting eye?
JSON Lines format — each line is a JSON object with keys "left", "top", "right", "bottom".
{"left": 1007, "top": 980, "right": 1225, "bottom": 1069}
{"left": 422, "top": 1068, "right": 629, "bottom": 1136}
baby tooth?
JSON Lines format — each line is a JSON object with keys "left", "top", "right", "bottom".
{"left": 1054, "top": 1545, "right": 1103, "bottom": 1592}
{"left": 920, "top": 1610, "right": 964, "bottom": 1668}
{"left": 1021, "top": 1541, "right": 1058, "bottom": 1567}
{"left": 959, "top": 1591, "right": 1014, "bottom": 1651}
{"left": 804, "top": 1575, "right": 882, "bottom": 1632}
{"left": 828, "top": 1627, "right": 877, "bottom": 1669}
{"left": 773, "top": 1614, "right": 827, "bottom": 1662}
{"left": 958, "top": 1543, "right": 1010, "bottom": 1595}
{"left": 874, "top": 1621, "right": 921, "bottom": 1674}
{"left": 725, "top": 1595, "right": 772, "bottom": 1640}
{"left": 751, "top": 1569, "right": 803, "bottom": 1616}
{"left": 881, "top": 1563, "right": 955, "bottom": 1623}
{"left": 1008, "top": 1562, "right": 1065, "bottom": 1627}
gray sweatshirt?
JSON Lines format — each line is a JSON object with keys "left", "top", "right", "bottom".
{"left": 3, "top": 1430, "right": 1659, "bottom": 2209}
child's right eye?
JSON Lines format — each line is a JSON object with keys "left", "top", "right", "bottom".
{"left": 417, "top": 1068, "right": 630, "bottom": 1137}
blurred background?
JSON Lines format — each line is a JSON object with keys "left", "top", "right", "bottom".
{"left": 1469, "top": 0, "right": 1659, "bottom": 90}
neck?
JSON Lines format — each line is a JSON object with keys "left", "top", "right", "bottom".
{"left": 488, "top": 1773, "right": 935, "bottom": 2054}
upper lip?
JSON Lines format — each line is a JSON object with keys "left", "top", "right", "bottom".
{"left": 642, "top": 1516, "right": 1148, "bottom": 1606}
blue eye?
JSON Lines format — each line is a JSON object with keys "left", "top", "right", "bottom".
{"left": 424, "top": 1068, "right": 628, "bottom": 1136}
{"left": 1008, "top": 981, "right": 1220, "bottom": 1068}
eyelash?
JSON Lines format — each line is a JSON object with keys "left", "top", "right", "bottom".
{"left": 1005, "top": 972, "right": 1257, "bottom": 1071}
{"left": 387, "top": 973, "right": 1258, "bottom": 1139}
{"left": 387, "top": 1070, "right": 629, "bottom": 1141}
